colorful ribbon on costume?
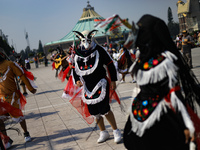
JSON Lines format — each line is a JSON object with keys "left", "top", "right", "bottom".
{"left": 0, "top": 98, "right": 24, "bottom": 117}
{"left": 52, "top": 62, "right": 55, "bottom": 70}
{"left": 164, "top": 86, "right": 181, "bottom": 112}
{"left": 186, "top": 104, "right": 200, "bottom": 150}
{"left": 58, "top": 65, "right": 74, "bottom": 82}
{"left": 19, "top": 90, "right": 27, "bottom": 110}
{"left": 23, "top": 70, "right": 34, "bottom": 81}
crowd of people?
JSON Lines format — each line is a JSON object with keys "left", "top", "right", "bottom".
{"left": 175, "top": 30, "right": 200, "bottom": 50}
{"left": 175, "top": 30, "right": 197, "bottom": 69}
{"left": 1, "top": 14, "right": 200, "bottom": 150}
{"left": 52, "top": 15, "right": 200, "bottom": 150}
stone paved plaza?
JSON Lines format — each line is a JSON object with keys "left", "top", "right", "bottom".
{"left": 6, "top": 47, "right": 200, "bottom": 150}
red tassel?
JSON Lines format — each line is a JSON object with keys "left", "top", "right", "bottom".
{"left": 23, "top": 70, "right": 34, "bottom": 80}
{"left": 61, "top": 66, "right": 71, "bottom": 82}
{"left": 18, "top": 90, "right": 27, "bottom": 110}
{"left": 0, "top": 100, "right": 23, "bottom": 117}
{"left": 131, "top": 53, "right": 136, "bottom": 59}
{"left": 186, "top": 104, "right": 200, "bottom": 150}
{"left": 52, "top": 62, "right": 55, "bottom": 70}
{"left": 0, "top": 132, "right": 9, "bottom": 149}
{"left": 120, "top": 54, "right": 126, "bottom": 65}
{"left": 64, "top": 76, "right": 79, "bottom": 97}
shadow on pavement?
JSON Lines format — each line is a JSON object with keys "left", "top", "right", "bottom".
{"left": 35, "top": 89, "right": 64, "bottom": 95}
{"left": 25, "top": 111, "right": 59, "bottom": 120}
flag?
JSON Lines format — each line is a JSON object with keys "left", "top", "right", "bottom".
{"left": 94, "top": 14, "right": 132, "bottom": 33}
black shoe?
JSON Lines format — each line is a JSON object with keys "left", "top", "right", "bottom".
{"left": 23, "top": 92, "right": 28, "bottom": 96}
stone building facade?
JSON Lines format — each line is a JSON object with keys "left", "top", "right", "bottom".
{"left": 177, "top": 0, "right": 200, "bottom": 33}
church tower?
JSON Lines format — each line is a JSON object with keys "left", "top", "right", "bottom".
{"left": 177, "top": 0, "right": 200, "bottom": 33}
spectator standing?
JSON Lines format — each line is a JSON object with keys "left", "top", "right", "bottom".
{"left": 181, "top": 30, "right": 193, "bottom": 68}
{"left": 198, "top": 32, "right": 200, "bottom": 45}
{"left": 44, "top": 56, "right": 48, "bottom": 67}
{"left": 34, "top": 55, "right": 39, "bottom": 68}
{"left": 25, "top": 58, "right": 31, "bottom": 69}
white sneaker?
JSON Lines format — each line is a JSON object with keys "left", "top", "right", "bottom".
{"left": 4, "top": 138, "right": 13, "bottom": 149}
{"left": 25, "top": 136, "right": 31, "bottom": 142}
{"left": 113, "top": 129, "right": 121, "bottom": 143}
{"left": 24, "top": 132, "right": 32, "bottom": 142}
{"left": 97, "top": 130, "right": 110, "bottom": 143}
{"left": 132, "top": 79, "right": 136, "bottom": 83}
{"left": 120, "top": 80, "right": 125, "bottom": 83}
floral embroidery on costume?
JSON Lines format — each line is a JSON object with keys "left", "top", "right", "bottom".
{"left": 129, "top": 51, "right": 194, "bottom": 137}
{"left": 132, "top": 95, "right": 161, "bottom": 121}
{"left": 138, "top": 55, "right": 165, "bottom": 70}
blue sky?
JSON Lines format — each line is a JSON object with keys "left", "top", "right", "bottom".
{"left": 0, "top": 0, "right": 179, "bottom": 52}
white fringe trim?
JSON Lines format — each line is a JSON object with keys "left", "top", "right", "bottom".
{"left": 128, "top": 58, "right": 137, "bottom": 73}
{"left": 116, "top": 51, "right": 129, "bottom": 73}
{"left": 0, "top": 116, "right": 25, "bottom": 122}
{"left": 117, "top": 51, "right": 125, "bottom": 61}
{"left": 14, "top": 62, "right": 24, "bottom": 73}
{"left": 62, "top": 92, "right": 71, "bottom": 99}
{"left": 113, "top": 61, "right": 122, "bottom": 81}
{"left": 74, "top": 50, "right": 99, "bottom": 76}
{"left": 135, "top": 51, "right": 178, "bottom": 88}
{"left": 12, "top": 116, "right": 25, "bottom": 123}
{"left": 27, "top": 78, "right": 38, "bottom": 88}
{"left": 118, "top": 68, "right": 128, "bottom": 73}
{"left": 82, "top": 78, "right": 107, "bottom": 105}
{"left": 130, "top": 98, "right": 168, "bottom": 137}
{"left": 130, "top": 93, "right": 194, "bottom": 137}
{"left": 0, "top": 66, "right": 10, "bottom": 82}
{"left": 11, "top": 92, "right": 15, "bottom": 105}
{"left": 170, "top": 92, "right": 195, "bottom": 137}
{"left": 14, "top": 62, "right": 38, "bottom": 88}
{"left": 61, "top": 87, "right": 83, "bottom": 99}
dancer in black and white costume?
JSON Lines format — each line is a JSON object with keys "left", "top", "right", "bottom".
{"left": 123, "top": 14, "right": 200, "bottom": 150}
{"left": 72, "top": 30, "right": 122, "bottom": 143}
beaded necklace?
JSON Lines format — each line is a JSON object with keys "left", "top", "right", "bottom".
{"left": 138, "top": 55, "right": 165, "bottom": 70}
